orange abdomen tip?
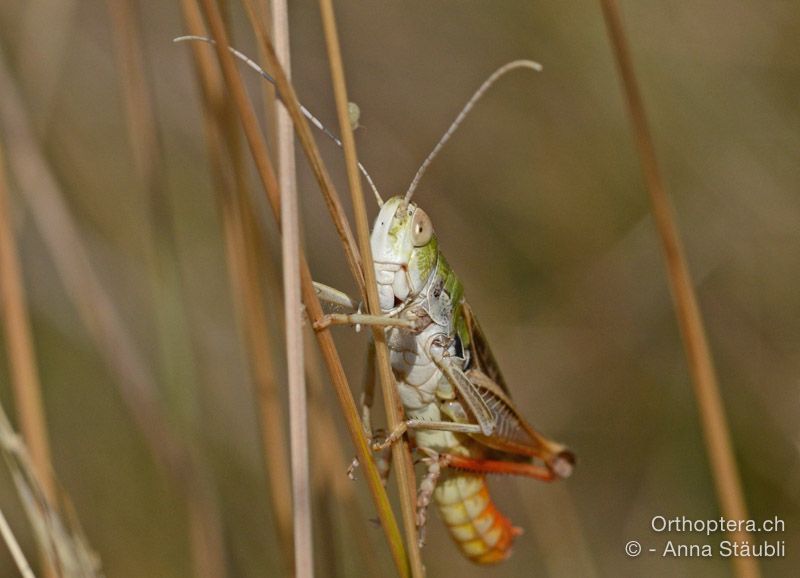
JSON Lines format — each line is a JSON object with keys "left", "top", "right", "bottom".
{"left": 434, "top": 473, "right": 521, "bottom": 564}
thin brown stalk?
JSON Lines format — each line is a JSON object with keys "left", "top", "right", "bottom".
{"left": 189, "top": 1, "right": 409, "bottom": 574}
{"left": 317, "top": 0, "right": 424, "bottom": 575}
{"left": 253, "top": 1, "right": 280, "bottom": 157}
{"left": 0, "top": 44, "right": 229, "bottom": 578}
{"left": 235, "top": 10, "right": 296, "bottom": 548}
{"left": 0, "top": 28, "right": 183, "bottom": 487}
{"left": 269, "top": 1, "right": 314, "bottom": 576}
{"left": 0, "top": 119, "right": 59, "bottom": 578}
{"left": 227, "top": 179, "right": 297, "bottom": 561}
{"left": 179, "top": 0, "right": 295, "bottom": 567}
{"left": 253, "top": 196, "right": 378, "bottom": 573}
{"left": 249, "top": 203, "right": 379, "bottom": 573}
{"left": 105, "top": 0, "right": 159, "bottom": 193}
{"left": 305, "top": 337, "right": 382, "bottom": 578}
{"left": 598, "top": 3, "right": 759, "bottom": 578}
{"left": 222, "top": 0, "right": 366, "bottom": 298}
{"left": 212, "top": 114, "right": 296, "bottom": 566}
{"left": 0, "top": 151, "right": 45, "bottom": 578}
{"left": 17, "top": 0, "right": 78, "bottom": 134}
{"left": 0, "top": 131, "right": 56, "bottom": 511}
{"left": 251, "top": 226, "right": 381, "bottom": 575}
{"left": 239, "top": 0, "right": 281, "bottom": 186}
{"left": 105, "top": 3, "right": 229, "bottom": 576}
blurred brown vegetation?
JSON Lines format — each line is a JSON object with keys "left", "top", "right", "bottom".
{"left": 0, "top": 1, "right": 798, "bottom": 577}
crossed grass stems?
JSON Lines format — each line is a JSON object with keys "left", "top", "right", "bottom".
{"left": 0, "top": 1, "right": 758, "bottom": 578}
{"left": 181, "top": 2, "right": 761, "bottom": 576}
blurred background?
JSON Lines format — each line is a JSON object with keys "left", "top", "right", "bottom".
{"left": 0, "top": 0, "right": 798, "bottom": 576}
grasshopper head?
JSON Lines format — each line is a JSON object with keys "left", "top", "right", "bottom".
{"left": 370, "top": 195, "right": 438, "bottom": 312}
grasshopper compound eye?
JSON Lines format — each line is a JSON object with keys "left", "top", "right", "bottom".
{"left": 411, "top": 208, "right": 433, "bottom": 246}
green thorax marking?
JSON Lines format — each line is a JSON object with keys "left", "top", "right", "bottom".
{"left": 428, "top": 250, "right": 470, "bottom": 353}
{"left": 409, "top": 235, "right": 438, "bottom": 285}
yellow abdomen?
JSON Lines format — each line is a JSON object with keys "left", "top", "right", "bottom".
{"left": 434, "top": 472, "right": 521, "bottom": 564}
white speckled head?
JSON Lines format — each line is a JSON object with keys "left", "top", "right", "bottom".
{"left": 370, "top": 196, "right": 438, "bottom": 311}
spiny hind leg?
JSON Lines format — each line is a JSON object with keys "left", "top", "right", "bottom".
{"left": 443, "top": 454, "right": 558, "bottom": 481}
{"left": 432, "top": 345, "right": 575, "bottom": 478}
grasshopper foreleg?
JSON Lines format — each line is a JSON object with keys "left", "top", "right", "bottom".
{"left": 346, "top": 456, "right": 360, "bottom": 480}
{"left": 314, "top": 312, "right": 416, "bottom": 331}
{"left": 313, "top": 281, "right": 360, "bottom": 312}
{"left": 312, "top": 281, "right": 417, "bottom": 331}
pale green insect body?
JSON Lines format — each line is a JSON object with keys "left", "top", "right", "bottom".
{"left": 359, "top": 60, "right": 571, "bottom": 565}
{"left": 371, "top": 200, "right": 566, "bottom": 460}
{"left": 370, "top": 196, "right": 518, "bottom": 563}
{"left": 370, "top": 195, "right": 472, "bottom": 449}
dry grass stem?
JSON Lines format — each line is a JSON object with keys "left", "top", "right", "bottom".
{"left": 189, "top": 1, "right": 408, "bottom": 573}
{"left": 0, "top": 109, "right": 60, "bottom": 578}
{"left": 105, "top": 0, "right": 160, "bottom": 192}
{"left": 317, "top": 0, "right": 424, "bottom": 575}
{"left": 105, "top": 4, "right": 229, "bottom": 576}
{"left": 598, "top": 3, "right": 759, "bottom": 578}
{"left": 305, "top": 337, "right": 382, "bottom": 578}
{"left": 270, "top": 1, "right": 315, "bottom": 575}
{"left": 0, "top": 497, "right": 36, "bottom": 578}
{"left": 16, "top": 0, "right": 78, "bottom": 134}
{"left": 0, "top": 44, "right": 233, "bottom": 578}
{"left": 0, "top": 42, "right": 184, "bottom": 477}
{"left": 249, "top": 1, "right": 280, "bottom": 155}
{"left": 180, "top": 0, "right": 295, "bottom": 565}
{"left": 0, "top": 402, "right": 102, "bottom": 578}
{"left": 215, "top": 4, "right": 366, "bottom": 297}
{"left": 0, "top": 127, "right": 57, "bottom": 509}
{"left": 249, "top": 206, "right": 379, "bottom": 573}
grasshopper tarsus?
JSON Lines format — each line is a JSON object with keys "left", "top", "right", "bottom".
{"left": 346, "top": 456, "right": 360, "bottom": 481}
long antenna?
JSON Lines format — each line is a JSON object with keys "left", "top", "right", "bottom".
{"left": 404, "top": 60, "right": 543, "bottom": 203}
{"left": 174, "top": 35, "right": 384, "bottom": 206}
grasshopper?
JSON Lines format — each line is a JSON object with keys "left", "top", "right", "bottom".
{"left": 175, "top": 37, "right": 575, "bottom": 564}
{"left": 316, "top": 192, "right": 574, "bottom": 563}
{"left": 312, "top": 64, "right": 576, "bottom": 564}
